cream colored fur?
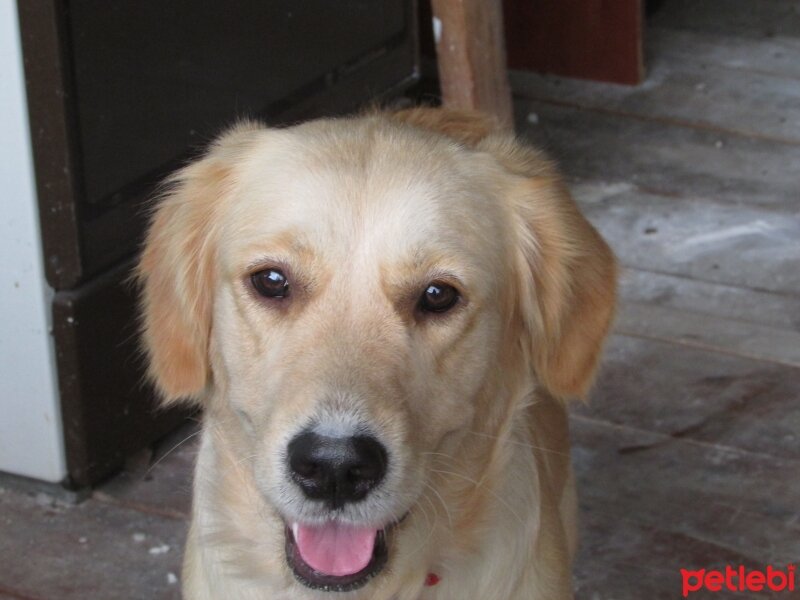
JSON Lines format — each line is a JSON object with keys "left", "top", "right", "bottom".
{"left": 138, "top": 108, "right": 616, "bottom": 600}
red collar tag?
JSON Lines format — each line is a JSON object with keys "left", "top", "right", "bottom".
{"left": 425, "top": 573, "right": 441, "bottom": 587}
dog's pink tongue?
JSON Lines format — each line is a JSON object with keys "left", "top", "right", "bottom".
{"left": 294, "top": 522, "right": 377, "bottom": 577}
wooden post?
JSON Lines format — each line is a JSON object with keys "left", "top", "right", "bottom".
{"left": 430, "top": 0, "right": 515, "bottom": 130}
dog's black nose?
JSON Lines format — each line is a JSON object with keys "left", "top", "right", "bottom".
{"left": 287, "top": 431, "right": 387, "bottom": 508}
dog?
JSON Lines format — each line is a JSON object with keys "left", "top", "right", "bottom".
{"left": 137, "top": 108, "right": 616, "bottom": 599}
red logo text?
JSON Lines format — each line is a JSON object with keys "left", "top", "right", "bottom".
{"left": 681, "top": 565, "right": 796, "bottom": 597}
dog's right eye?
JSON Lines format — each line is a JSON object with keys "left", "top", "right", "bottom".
{"left": 418, "top": 282, "right": 460, "bottom": 314}
{"left": 251, "top": 269, "right": 289, "bottom": 298}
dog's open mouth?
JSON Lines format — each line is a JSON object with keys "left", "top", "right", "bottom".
{"left": 285, "top": 521, "right": 389, "bottom": 592}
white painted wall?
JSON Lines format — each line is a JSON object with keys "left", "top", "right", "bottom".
{"left": 0, "top": 2, "right": 66, "bottom": 482}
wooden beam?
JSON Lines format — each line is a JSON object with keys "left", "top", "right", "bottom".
{"left": 430, "top": 0, "right": 514, "bottom": 130}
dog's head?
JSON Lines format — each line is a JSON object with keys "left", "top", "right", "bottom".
{"left": 138, "top": 109, "right": 615, "bottom": 593}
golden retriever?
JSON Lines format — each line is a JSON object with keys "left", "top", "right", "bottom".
{"left": 137, "top": 108, "right": 616, "bottom": 600}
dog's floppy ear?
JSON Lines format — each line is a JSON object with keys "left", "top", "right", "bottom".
{"left": 461, "top": 128, "right": 616, "bottom": 400}
{"left": 507, "top": 173, "right": 617, "bottom": 399}
{"left": 137, "top": 121, "right": 262, "bottom": 404}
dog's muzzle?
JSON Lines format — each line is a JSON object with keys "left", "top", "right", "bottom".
{"left": 284, "top": 430, "right": 392, "bottom": 590}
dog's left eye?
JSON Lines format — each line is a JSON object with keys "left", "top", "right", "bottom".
{"left": 418, "top": 282, "right": 460, "bottom": 314}
{"left": 251, "top": 268, "right": 289, "bottom": 298}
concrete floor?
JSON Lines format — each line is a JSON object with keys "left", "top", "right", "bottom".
{"left": 2, "top": 1, "right": 799, "bottom": 598}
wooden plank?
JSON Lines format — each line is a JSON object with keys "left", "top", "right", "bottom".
{"left": 503, "top": 0, "right": 644, "bottom": 85}
{"left": 511, "top": 52, "right": 800, "bottom": 145}
{"left": 575, "top": 514, "right": 788, "bottom": 600}
{"left": 431, "top": 0, "right": 514, "bottom": 128}
{"left": 571, "top": 416, "right": 800, "bottom": 596}
{"left": 0, "top": 487, "right": 185, "bottom": 599}
{"left": 510, "top": 28, "right": 800, "bottom": 144}
{"left": 581, "top": 334, "right": 800, "bottom": 460}
{"left": 616, "top": 301, "right": 800, "bottom": 367}
{"left": 571, "top": 185, "right": 800, "bottom": 296}
{"left": 648, "top": 27, "right": 800, "bottom": 80}
{"left": 619, "top": 268, "right": 800, "bottom": 332}
{"left": 0, "top": 589, "right": 45, "bottom": 600}
{"left": 517, "top": 101, "right": 800, "bottom": 211}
